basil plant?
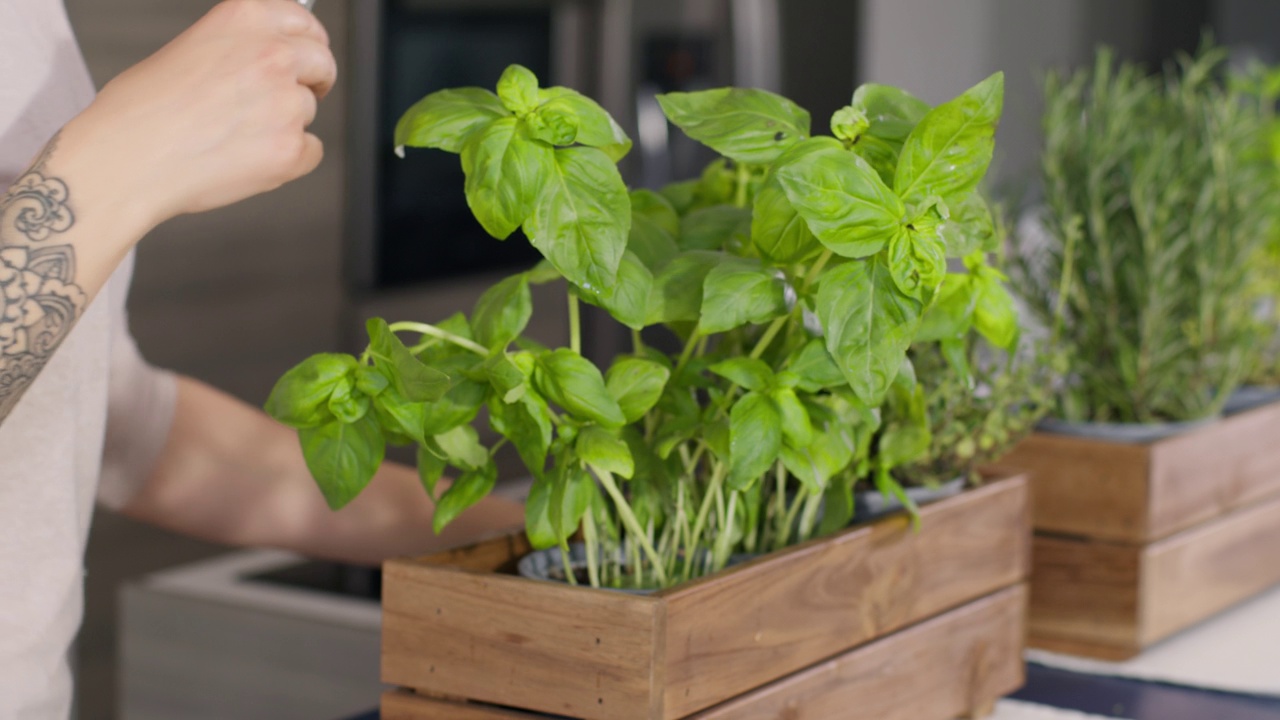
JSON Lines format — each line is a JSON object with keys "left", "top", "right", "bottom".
{"left": 266, "top": 64, "right": 1011, "bottom": 589}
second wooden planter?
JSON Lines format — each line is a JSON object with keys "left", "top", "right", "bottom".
{"left": 1003, "top": 400, "right": 1280, "bottom": 659}
{"left": 380, "top": 474, "right": 1030, "bottom": 720}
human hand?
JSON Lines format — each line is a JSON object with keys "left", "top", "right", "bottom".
{"left": 58, "top": 0, "right": 337, "bottom": 235}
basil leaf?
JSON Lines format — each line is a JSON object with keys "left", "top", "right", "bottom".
{"left": 628, "top": 212, "right": 681, "bottom": 273}
{"left": 886, "top": 226, "right": 947, "bottom": 302}
{"left": 916, "top": 273, "right": 978, "bottom": 342}
{"left": 421, "top": 359, "right": 487, "bottom": 436}
{"left": 524, "top": 474, "right": 558, "bottom": 550}
{"left": 483, "top": 352, "right": 528, "bottom": 401}
{"left": 752, "top": 139, "right": 842, "bottom": 263}
{"left": 938, "top": 193, "right": 995, "bottom": 257}
{"left": 366, "top": 319, "right": 452, "bottom": 402}
{"left": 394, "top": 88, "right": 509, "bottom": 155}
{"left": 854, "top": 84, "right": 931, "bottom": 142}
{"left": 818, "top": 481, "right": 854, "bottom": 535}
{"left": 630, "top": 189, "right": 680, "bottom": 237}
{"left": 496, "top": 64, "right": 540, "bottom": 114}
{"left": 523, "top": 147, "right": 630, "bottom": 294}
{"left": 538, "top": 87, "right": 632, "bottom": 161}
{"left": 434, "top": 461, "right": 497, "bottom": 534}
{"left": 579, "top": 252, "right": 653, "bottom": 330}
{"left": 894, "top": 72, "right": 1003, "bottom": 207}
{"left": 817, "top": 258, "right": 923, "bottom": 405}
{"left": 525, "top": 103, "right": 579, "bottom": 146}
{"left": 700, "top": 256, "right": 788, "bottom": 334}
{"left": 488, "top": 392, "right": 553, "bottom": 473}
{"left": 727, "top": 391, "right": 782, "bottom": 491}
{"left": 710, "top": 357, "right": 775, "bottom": 392}
{"left": 787, "top": 339, "right": 847, "bottom": 393}
{"left": 461, "top": 118, "right": 554, "bottom": 240}
{"left": 645, "top": 251, "right": 720, "bottom": 325}
{"left": 472, "top": 273, "right": 533, "bottom": 349}
{"left": 577, "top": 426, "right": 635, "bottom": 479}
{"left": 605, "top": 357, "right": 670, "bottom": 423}
{"left": 416, "top": 443, "right": 446, "bottom": 501}
{"left": 781, "top": 422, "right": 856, "bottom": 494}
{"left": 265, "top": 354, "right": 357, "bottom": 429}
{"left": 374, "top": 386, "right": 427, "bottom": 443}
{"left": 657, "top": 88, "right": 811, "bottom": 165}
{"left": 548, "top": 465, "right": 593, "bottom": 543}
{"left": 679, "top": 205, "right": 752, "bottom": 252}
{"left": 774, "top": 388, "right": 813, "bottom": 447}
{"left": 660, "top": 179, "right": 699, "bottom": 215}
{"left": 534, "top": 349, "right": 626, "bottom": 427}
{"left": 298, "top": 414, "right": 385, "bottom": 510}
{"left": 354, "top": 366, "right": 390, "bottom": 397}
{"left": 433, "top": 424, "right": 489, "bottom": 471}
{"left": 973, "top": 272, "right": 1019, "bottom": 349}
{"left": 775, "top": 141, "right": 905, "bottom": 259}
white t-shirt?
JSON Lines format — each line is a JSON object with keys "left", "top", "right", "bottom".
{"left": 0, "top": 3, "right": 177, "bottom": 717}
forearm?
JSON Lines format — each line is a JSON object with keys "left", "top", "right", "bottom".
{"left": 0, "top": 129, "right": 151, "bottom": 422}
{"left": 121, "top": 376, "right": 525, "bottom": 565}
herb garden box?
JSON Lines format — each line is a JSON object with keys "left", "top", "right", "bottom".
{"left": 379, "top": 475, "right": 1029, "bottom": 720}
{"left": 1002, "top": 400, "right": 1280, "bottom": 659}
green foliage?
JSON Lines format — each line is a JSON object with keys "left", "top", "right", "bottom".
{"left": 270, "top": 64, "right": 1015, "bottom": 589}
{"left": 1012, "top": 45, "right": 1275, "bottom": 422}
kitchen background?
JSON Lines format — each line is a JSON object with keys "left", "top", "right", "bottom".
{"left": 57, "top": 0, "right": 1280, "bottom": 717}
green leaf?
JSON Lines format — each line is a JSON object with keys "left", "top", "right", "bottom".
{"left": 366, "top": 319, "right": 452, "bottom": 403}
{"left": 265, "top": 354, "right": 357, "bottom": 429}
{"left": 659, "top": 180, "right": 699, "bottom": 215}
{"left": 679, "top": 205, "right": 752, "bottom": 252}
{"left": 879, "top": 383, "right": 931, "bottom": 468}
{"left": 537, "top": 87, "right": 633, "bottom": 161}
{"left": 646, "top": 251, "right": 720, "bottom": 325}
{"left": 394, "top": 88, "right": 509, "bottom": 155}
{"left": 752, "top": 139, "right": 842, "bottom": 263}
{"left": 483, "top": 352, "right": 528, "bottom": 401}
{"left": 817, "top": 258, "right": 924, "bottom": 405}
{"left": 577, "top": 426, "right": 635, "bottom": 478}
{"left": 579, "top": 252, "right": 653, "bottom": 330}
{"left": 894, "top": 72, "right": 1003, "bottom": 207}
{"left": 727, "top": 392, "right": 782, "bottom": 491}
{"left": 534, "top": 349, "right": 626, "bottom": 427}
{"left": 472, "top": 273, "right": 533, "bottom": 349}
{"left": 818, "top": 481, "right": 854, "bottom": 535}
{"left": 657, "top": 88, "right": 811, "bottom": 165}
{"left": 916, "top": 273, "right": 978, "bottom": 342}
{"left": 416, "top": 443, "right": 446, "bottom": 501}
{"left": 700, "top": 256, "right": 788, "bottom": 333}
{"left": 421, "top": 358, "right": 488, "bottom": 436}
{"left": 710, "top": 357, "right": 775, "bottom": 392}
{"left": 525, "top": 102, "right": 579, "bottom": 146}
{"left": 433, "top": 424, "right": 489, "bottom": 471}
{"left": 496, "top": 64, "right": 540, "bottom": 114}
{"left": 774, "top": 388, "right": 813, "bottom": 447}
{"left": 787, "top": 339, "right": 847, "bottom": 392}
{"left": 523, "top": 147, "right": 630, "bottom": 293}
{"left": 830, "top": 106, "right": 871, "bottom": 143}
{"left": 488, "top": 392, "right": 553, "bottom": 473}
{"left": 524, "top": 474, "right": 558, "bottom": 549}
{"left": 461, "top": 118, "right": 554, "bottom": 240}
{"left": 886, "top": 226, "right": 947, "bottom": 301}
{"left": 373, "top": 386, "right": 427, "bottom": 443}
{"left": 354, "top": 366, "right": 390, "bottom": 397}
{"left": 298, "top": 414, "right": 385, "bottom": 510}
{"left": 630, "top": 189, "right": 680, "bottom": 237}
{"left": 434, "top": 461, "right": 497, "bottom": 534}
{"left": 781, "top": 421, "right": 856, "bottom": 494}
{"left": 548, "top": 466, "right": 593, "bottom": 543}
{"left": 937, "top": 193, "right": 995, "bottom": 257}
{"left": 775, "top": 140, "right": 905, "bottom": 258}
{"left": 605, "top": 357, "right": 670, "bottom": 423}
{"left": 973, "top": 272, "right": 1019, "bottom": 349}
{"left": 854, "top": 84, "right": 931, "bottom": 142}
{"left": 628, "top": 212, "right": 681, "bottom": 273}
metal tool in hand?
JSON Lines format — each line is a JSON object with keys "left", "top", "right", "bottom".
{"left": 298, "top": 0, "right": 316, "bottom": 10}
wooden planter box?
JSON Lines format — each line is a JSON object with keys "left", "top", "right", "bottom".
{"left": 380, "top": 475, "right": 1030, "bottom": 720}
{"left": 1001, "top": 401, "right": 1280, "bottom": 659}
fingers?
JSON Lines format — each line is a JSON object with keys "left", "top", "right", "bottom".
{"left": 289, "top": 36, "right": 337, "bottom": 100}
{"left": 296, "top": 84, "right": 318, "bottom": 128}
{"left": 294, "top": 132, "right": 324, "bottom": 178}
{"left": 266, "top": 0, "right": 330, "bottom": 46}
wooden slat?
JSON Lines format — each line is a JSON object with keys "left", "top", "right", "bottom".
{"left": 382, "top": 559, "right": 664, "bottom": 720}
{"left": 1000, "top": 434, "right": 1149, "bottom": 542}
{"left": 413, "top": 533, "right": 533, "bottom": 571}
{"left": 1141, "top": 490, "right": 1280, "bottom": 644}
{"left": 660, "top": 476, "right": 1030, "bottom": 718}
{"left": 1027, "top": 535, "right": 1142, "bottom": 660}
{"left": 691, "top": 585, "right": 1027, "bottom": 720}
{"left": 1148, "top": 401, "right": 1280, "bottom": 539}
{"left": 382, "top": 690, "right": 544, "bottom": 719}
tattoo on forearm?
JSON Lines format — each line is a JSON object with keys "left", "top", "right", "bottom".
{"left": 0, "top": 134, "right": 87, "bottom": 419}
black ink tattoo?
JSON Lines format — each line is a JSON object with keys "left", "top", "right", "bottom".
{"left": 0, "top": 134, "right": 87, "bottom": 420}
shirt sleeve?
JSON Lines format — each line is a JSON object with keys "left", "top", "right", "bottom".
{"left": 96, "top": 257, "right": 179, "bottom": 511}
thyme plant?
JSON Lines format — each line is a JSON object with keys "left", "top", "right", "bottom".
{"left": 266, "top": 66, "right": 1009, "bottom": 589}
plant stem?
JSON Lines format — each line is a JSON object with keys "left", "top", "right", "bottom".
{"left": 568, "top": 291, "right": 582, "bottom": 355}
{"left": 750, "top": 315, "right": 789, "bottom": 360}
{"left": 713, "top": 491, "right": 739, "bottom": 569}
{"left": 582, "top": 512, "right": 601, "bottom": 588}
{"left": 389, "top": 321, "right": 489, "bottom": 356}
{"left": 632, "top": 328, "right": 645, "bottom": 355}
{"left": 559, "top": 543, "right": 578, "bottom": 586}
{"left": 597, "top": 471, "right": 669, "bottom": 587}
{"left": 674, "top": 327, "right": 702, "bottom": 376}
{"left": 801, "top": 249, "right": 834, "bottom": 294}
{"left": 686, "top": 462, "right": 727, "bottom": 580}
{"left": 734, "top": 163, "right": 751, "bottom": 209}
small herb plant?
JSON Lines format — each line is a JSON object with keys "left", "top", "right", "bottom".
{"left": 1234, "top": 61, "right": 1280, "bottom": 388}
{"left": 267, "top": 65, "right": 1009, "bottom": 589}
{"left": 1013, "top": 46, "right": 1275, "bottom": 423}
